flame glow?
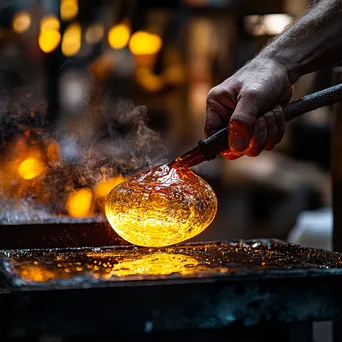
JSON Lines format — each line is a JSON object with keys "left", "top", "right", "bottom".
{"left": 18, "top": 157, "right": 45, "bottom": 180}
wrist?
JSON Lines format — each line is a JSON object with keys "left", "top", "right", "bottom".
{"left": 259, "top": 46, "right": 302, "bottom": 85}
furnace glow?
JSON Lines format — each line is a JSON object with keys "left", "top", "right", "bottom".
{"left": 105, "top": 163, "right": 217, "bottom": 247}
{"left": 18, "top": 157, "right": 45, "bottom": 180}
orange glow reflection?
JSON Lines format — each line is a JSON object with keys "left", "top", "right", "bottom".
{"left": 66, "top": 188, "right": 93, "bottom": 217}
{"left": 14, "top": 251, "right": 217, "bottom": 283}
{"left": 109, "top": 252, "right": 202, "bottom": 277}
{"left": 19, "top": 265, "right": 56, "bottom": 282}
{"left": 18, "top": 157, "right": 45, "bottom": 180}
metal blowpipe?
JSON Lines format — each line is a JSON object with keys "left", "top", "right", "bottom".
{"left": 174, "top": 83, "right": 342, "bottom": 167}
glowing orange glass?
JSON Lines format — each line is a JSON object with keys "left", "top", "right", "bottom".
{"left": 105, "top": 164, "right": 217, "bottom": 247}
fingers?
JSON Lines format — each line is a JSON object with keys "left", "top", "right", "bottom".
{"left": 222, "top": 106, "right": 285, "bottom": 160}
{"left": 228, "top": 89, "right": 260, "bottom": 153}
{"left": 206, "top": 82, "right": 286, "bottom": 160}
{"left": 245, "top": 117, "right": 267, "bottom": 157}
{"left": 205, "top": 85, "right": 236, "bottom": 137}
{"left": 244, "top": 106, "right": 285, "bottom": 157}
{"left": 205, "top": 99, "right": 228, "bottom": 137}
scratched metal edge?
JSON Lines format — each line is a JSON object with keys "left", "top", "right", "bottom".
{"left": 1, "top": 239, "right": 342, "bottom": 292}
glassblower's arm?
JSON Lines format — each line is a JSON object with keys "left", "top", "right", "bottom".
{"left": 174, "top": 83, "right": 342, "bottom": 168}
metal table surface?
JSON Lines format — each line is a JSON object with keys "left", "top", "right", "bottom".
{"left": 0, "top": 239, "right": 342, "bottom": 341}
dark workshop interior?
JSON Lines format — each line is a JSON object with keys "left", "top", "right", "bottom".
{"left": 0, "top": 0, "right": 341, "bottom": 341}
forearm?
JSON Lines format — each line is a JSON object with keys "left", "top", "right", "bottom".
{"left": 260, "top": 0, "right": 342, "bottom": 84}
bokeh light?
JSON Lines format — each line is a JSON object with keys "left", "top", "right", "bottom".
{"left": 62, "top": 23, "right": 81, "bottom": 56}
{"left": 40, "top": 15, "right": 60, "bottom": 31}
{"left": 66, "top": 188, "right": 93, "bottom": 218}
{"left": 18, "top": 157, "right": 45, "bottom": 180}
{"left": 60, "top": 0, "right": 78, "bottom": 21}
{"left": 39, "top": 29, "right": 61, "bottom": 53}
{"left": 12, "top": 11, "right": 31, "bottom": 34}
{"left": 129, "top": 31, "right": 162, "bottom": 55}
{"left": 108, "top": 23, "right": 130, "bottom": 49}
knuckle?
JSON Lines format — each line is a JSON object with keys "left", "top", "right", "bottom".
{"left": 241, "top": 87, "right": 262, "bottom": 100}
{"left": 207, "top": 87, "right": 221, "bottom": 101}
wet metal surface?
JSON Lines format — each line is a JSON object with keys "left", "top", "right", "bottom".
{"left": 1, "top": 239, "right": 342, "bottom": 290}
{"left": 1, "top": 239, "right": 342, "bottom": 338}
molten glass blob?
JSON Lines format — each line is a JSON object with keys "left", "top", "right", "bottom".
{"left": 105, "top": 163, "right": 217, "bottom": 247}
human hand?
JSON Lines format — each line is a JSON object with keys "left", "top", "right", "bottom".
{"left": 205, "top": 57, "right": 292, "bottom": 159}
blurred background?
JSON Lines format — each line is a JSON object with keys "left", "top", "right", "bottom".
{"left": 0, "top": 0, "right": 333, "bottom": 243}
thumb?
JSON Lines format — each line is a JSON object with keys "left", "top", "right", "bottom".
{"left": 228, "top": 96, "right": 258, "bottom": 153}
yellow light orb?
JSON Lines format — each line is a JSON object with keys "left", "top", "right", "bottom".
{"left": 12, "top": 11, "right": 31, "bottom": 34}
{"left": 105, "top": 164, "right": 217, "bottom": 247}
{"left": 66, "top": 188, "right": 93, "bottom": 218}
{"left": 39, "top": 29, "right": 61, "bottom": 53}
{"left": 60, "top": 0, "right": 78, "bottom": 21}
{"left": 108, "top": 23, "right": 130, "bottom": 49}
{"left": 18, "top": 157, "right": 45, "bottom": 180}
{"left": 128, "top": 31, "right": 162, "bottom": 55}
{"left": 61, "top": 23, "right": 81, "bottom": 56}
{"left": 40, "top": 15, "right": 60, "bottom": 31}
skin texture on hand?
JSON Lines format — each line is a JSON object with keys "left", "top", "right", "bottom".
{"left": 206, "top": 58, "right": 291, "bottom": 159}
{"left": 206, "top": 0, "right": 342, "bottom": 159}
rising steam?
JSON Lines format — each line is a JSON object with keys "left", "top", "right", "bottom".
{"left": 0, "top": 85, "right": 168, "bottom": 221}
